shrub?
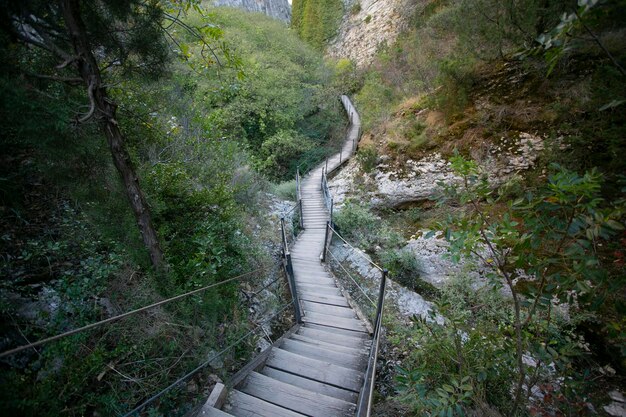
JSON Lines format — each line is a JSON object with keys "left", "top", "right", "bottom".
{"left": 356, "top": 145, "right": 378, "bottom": 173}
{"left": 333, "top": 200, "right": 381, "bottom": 248}
{"left": 379, "top": 249, "right": 439, "bottom": 297}
{"left": 273, "top": 180, "right": 297, "bottom": 201}
{"left": 256, "top": 130, "right": 314, "bottom": 181}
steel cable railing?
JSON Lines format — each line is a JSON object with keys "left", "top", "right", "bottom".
{"left": 1, "top": 261, "right": 299, "bottom": 416}
{"left": 320, "top": 95, "right": 384, "bottom": 417}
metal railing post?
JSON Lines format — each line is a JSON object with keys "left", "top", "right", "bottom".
{"left": 339, "top": 148, "right": 342, "bottom": 164}
{"left": 325, "top": 157, "right": 328, "bottom": 173}
{"left": 285, "top": 252, "right": 302, "bottom": 324}
{"left": 298, "top": 200, "right": 304, "bottom": 230}
{"left": 330, "top": 198, "right": 334, "bottom": 226}
{"left": 356, "top": 268, "right": 387, "bottom": 417}
{"left": 374, "top": 270, "right": 387, "bottom": 332}
{"left": 322, "top": 221, "right": 330, "bottom": 263}
{"left": 281, "top": 217, "right": 302, "bottom": 324}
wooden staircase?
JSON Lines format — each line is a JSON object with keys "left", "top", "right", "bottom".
{"left": 198, "top": 97, "right": 367, "bottom": 417}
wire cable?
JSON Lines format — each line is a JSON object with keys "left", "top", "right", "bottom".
{"left": 119, "top": 302, "right": 293, "bottom": 417}
{"left": 0, "top": 265, "right": 275, "bottom": 359}
{"left": 327, "top": 225, "right": 384, "bottom": 271}
{"left": 327, "top": 249, "right": 376, "bottom": 307}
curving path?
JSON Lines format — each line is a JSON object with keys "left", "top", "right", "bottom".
{"left": 200, "top": 96, "right": 367, "bottom": 417}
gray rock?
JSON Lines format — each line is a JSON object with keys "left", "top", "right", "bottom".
{"left": 211, "top": 0, "right": 291, "bottom": 22}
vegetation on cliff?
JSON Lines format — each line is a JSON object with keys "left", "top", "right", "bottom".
{"left": 0, "top": 3, "right": 343, "bottom": 415}
{"left": 309, "top": 0, "right": 626, "bottom": 415}
{"left": 291, "top": 0, "right": 344, "bottom": 49}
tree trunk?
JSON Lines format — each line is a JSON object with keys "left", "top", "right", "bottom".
{"left": 61, "top": 0, "right": 165, "bottom": 269}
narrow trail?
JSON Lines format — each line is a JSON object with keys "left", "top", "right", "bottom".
{"left": 199, "top": 97, "right": 368, "bottom": 417}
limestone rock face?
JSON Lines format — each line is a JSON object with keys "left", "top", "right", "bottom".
{"left": 329, "top": 132, "right": 547, "bottom": 209}
{"left": 327, "top": 0, "right": 415, "bottom": 67}
{"left": 212, "top": 0, "right": 291, "bottom": 22}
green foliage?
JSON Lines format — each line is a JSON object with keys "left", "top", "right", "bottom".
{"left": 523, "top": 0, "right": 623, "bottom": 76}
{"left": 355, "top": 71, "right": 396, "bottom": 130}
{"left": 356, "top": 145, "right": 378, "bottom": 173}
{"left": 181, "top": 7, "right": 343, "bottom": 180}
{"left": 291, "top": 0, "right": 344, "bottom": 49}
{"left": 257, "top": 130, "right": 313, "bottom": 180}
{"left": 273, "top": 180, "right": 297, "bottom": 201}
{"left": 432, "top": 58, "right": 476, "bottom": 119}
{"left": 394, "top": 274, "right": 516, "bottom": 415}
{"left": 334, "top": 201, "right": 385, "bottom": 249}
{"left": 379, "top": 249, "right": 440, "bottom": 298}
{"left": 432, "top": 153, "right": 626, "bottom": 413}
{"left": 332, "top": 58, "right": 363, "bottom": 94}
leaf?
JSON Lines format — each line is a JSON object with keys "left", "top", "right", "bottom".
{"left": 605, "top": 219, "right": 624, "bottom": 230}
{"left": 599, "top": 99, "right": 625, "bottom": 111}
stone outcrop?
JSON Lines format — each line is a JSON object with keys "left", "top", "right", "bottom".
{"left": 327, "top": 0, "right": 415, "bottom": 67}
{"left": 211, "top": 0, "right": 291, "bottom": 22}
{"left": 329, "top": 132, "right": 546, "bottom": 208}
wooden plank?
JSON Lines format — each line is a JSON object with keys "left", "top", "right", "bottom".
{"left": 301, "top": 301, "right": 356, "bottom": 318}
{"left": 280, "top": 338, "right": 365, "bottom": 370}
{"left": 305, "top": 323, "right": 370, "bottom": 339}
{"left": 298, "top": 284, "right": 341, "bottom": 296}
{"left": 303, "top": 312, "right": 368, "bottom": 333}
{"left": 197, "top": 406, "right": 234, "bottom": 417}
{"left": 297, "top": 327, "right": 368, "bottom": 349}
{"left": 228, "top": 325, "right": 300, "bottom": 389}
{"left": 266, "top": 348, "right": 364, "bottom": 392}
{"left": 295, "top": 278, "right": 336, "bottom": 286}
{"left": 261, "top": 367, "right": 358, "bottom": 404}
{"left": 203, "top": 382, "right": 228, "bottom": 409}
{"left": 239, "top": 372, "right": 355, "bottom": 417}
{"left": 225, "top": 390, "right": 306, "bottom": 417}
{"left": 289, "top": 333, "right": 369, "bottom": 356}
{"left": 298, "top": 292, "right": 350, "bottom": 307}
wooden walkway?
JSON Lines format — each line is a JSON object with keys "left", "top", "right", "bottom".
{"left": 199, "top": 97, "right": 367, "bottom": 417}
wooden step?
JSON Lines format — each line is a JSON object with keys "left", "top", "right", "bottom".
{"left": 303, "top": 312, "right": 368, "bottom": 333}
{"left": 266, "top": 348, "right": 364, "bottom": 392}
{"left": 298, "top": 292, "right": 350, "bottom": 307}
{"left": 197, "top": 406, "right": 234, "bottom": 417}
{"left": 298, "top": 283, "right": 341, "bottom": 296}
{"left": 297, "top": 327, "right": 368, "bottom": 348}
{"left": 301, "top": 301, "right": 357, "bottom": 318}
{"left": 225, "top": 390, "right": 306, "bottom": 417}
{"left": 261, "top": 367, "right": 358, "bottom": 403}
{"left": 288, "top": 333, "right": 369, "bottom": 356}
{"left": 280, "top": 339, "right": 365, "bottom": 371}
{"left": 305, "top": 323, "right": 370, "bottom": 338}
{"left": 295, "top": 277, "right": 335, "bottom": 286}
{"left": 239, "top": 372, "right": 355, "bottom": 417}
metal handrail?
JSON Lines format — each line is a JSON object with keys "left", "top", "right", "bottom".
{"left": 356, "top": 269, "right": 387, "bottom": 417}
{"left": 320, "top": 95, "right": 383, "bottom": 417}
{"left": 281, "top": 217, "right": 302, "bottom": 324}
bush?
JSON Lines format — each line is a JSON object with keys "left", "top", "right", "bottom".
{"left": 379, "top": 249, "right": 439, "bottom": 297}
{"left": 356, "top": 145, "right": 378, "bottom": 173}
{"left": 291, "top": 0, "right": 344, "bottom": 49}
{"left": 273, "top": 180, "right": 297, "bottom": 201}
{"left": 333, "top": 58, "right": 363, "bottom": 94}
{"left": 394, "top": 273, "right": 517, "bottom": 415}
{"left": 256, "top": 130, "right": 314, "bottom": 181}
{"left": 333, "top": 200, "right": 381, "bottom": 247}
